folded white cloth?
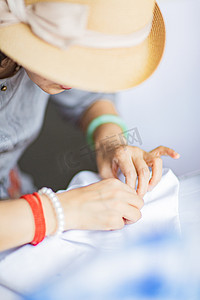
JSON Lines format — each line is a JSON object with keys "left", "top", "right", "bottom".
{"left": 0, "top": 168, "right": 180, "bottom": 295}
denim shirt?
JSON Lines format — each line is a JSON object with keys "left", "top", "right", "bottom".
{"left": 0, "top": 68, "right": 115, "bottom": 198}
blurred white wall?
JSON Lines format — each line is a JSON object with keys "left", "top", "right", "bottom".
{"left": 117, "top": 0, "right": 200, "bottom": 176}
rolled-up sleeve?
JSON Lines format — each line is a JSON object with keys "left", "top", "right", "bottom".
{"left": 50, "top": 88, "right": 116, "bottom": 125}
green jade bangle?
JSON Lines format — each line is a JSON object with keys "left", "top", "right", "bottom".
{"left": 86, "top": 114, "right": 128, "bottom": 148}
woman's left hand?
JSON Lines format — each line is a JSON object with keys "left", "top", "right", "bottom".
{"left": 80, "top": 100, "right": 180, "bottom": 197}
{"left": 96, "top": 143, "right": 180, "bottom": 197}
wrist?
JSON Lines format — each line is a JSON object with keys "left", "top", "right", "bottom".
{"left": 40, "top": 194, "right": 57, "bottom": 236}
{"left": 94, "top": 123, "right": 123, "bottom": 147}
{"left": 86, "top": 114, "right": 127, "bottom": 149}
{"left": 56, "top": 190, "right": 80, "bottom": 231}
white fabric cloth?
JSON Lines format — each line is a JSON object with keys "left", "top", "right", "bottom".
{"left": 0, "top": 168, "right": 180, "bottom": 295}
{"left": 0, "top": 0, "right": 152, "bottom": 49}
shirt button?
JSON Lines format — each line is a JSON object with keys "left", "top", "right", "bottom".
{"left": 1, "top": 85, "right": 7, "bottom": 91}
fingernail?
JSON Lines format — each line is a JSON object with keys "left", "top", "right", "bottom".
{"left": 175, "top": 153, "right": 180, "bottom": 158}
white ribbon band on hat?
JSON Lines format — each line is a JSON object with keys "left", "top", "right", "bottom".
{"left": 0, "top": 0, "right": 153, "bottom": 49}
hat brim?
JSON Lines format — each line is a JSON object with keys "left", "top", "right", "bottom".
{"left": 0, "top": 3, "right": 165, "bottom": 92}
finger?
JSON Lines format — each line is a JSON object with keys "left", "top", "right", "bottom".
{"left": 124, "top": 219, "right": 134, "bottom": 225}
{"left": 113, "top": 190, "right": 144, "bottom": 210}
{"left": 111, "top": 159, "right": 119, "bottom": 179}
{"left": 148, "top": 157, "right": 163, "bottom": 191}
{"left": 149, "top": 146, "right": 180, "bottom": 159}
{"left": 105, "top": 212, "right": 125, "bottom": 230}
{"left": 113, "top": 149, "right": 137, "bottom": 189}
{"left": 133, "top": 158, "right": 150, "bottom": 197}
{"left": 122, "top": 205, "right": 142, "bottom": 224}
{"left": 99, "top": 178, "right": 137, "bottom": 195}
{"left": 127, "top": 193, "right": 144, "bottom": 210}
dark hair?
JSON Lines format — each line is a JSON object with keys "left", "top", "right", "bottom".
{"left": 0, "top": 51, "right": 7, "bottom": 63}
{"left": 0, "top": 51, "right": 21, "bottom": 78}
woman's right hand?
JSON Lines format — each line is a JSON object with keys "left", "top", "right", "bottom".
{"left": 57, "top": 178, "right": 144, "bottom": 231}
{"left": 0, "top": 178, "right": 144, "bottom": 251}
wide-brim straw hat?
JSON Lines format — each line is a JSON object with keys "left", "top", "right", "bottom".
{"left": 0, "top": 0, "right": 165, "bottom": 92}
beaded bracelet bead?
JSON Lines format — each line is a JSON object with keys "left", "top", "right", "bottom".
{"left": 38, "top": 187, "right": 65, "bottom": 236}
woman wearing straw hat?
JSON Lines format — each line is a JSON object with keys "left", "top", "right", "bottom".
{"left": 0, "top": 0, "right": 179, "bottom": 251}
